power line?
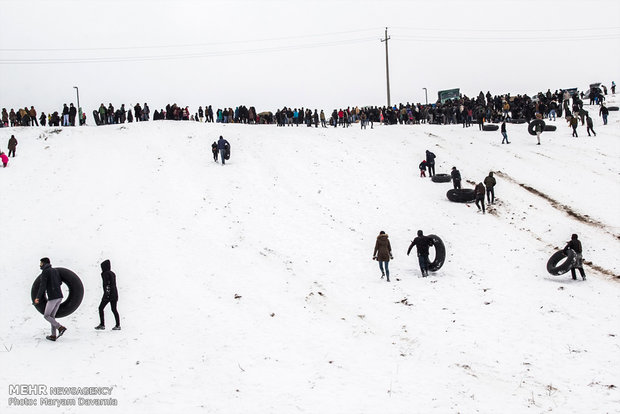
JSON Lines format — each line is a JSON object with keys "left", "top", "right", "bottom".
{"left": 0, "top": 37, "right": 377, "bottom": 65}
{"left": 394, "top": 34, "right": 620, "bottom": 43}
{"left": 391, "top": 25, "right": 620, "bottom": 33}
{"left": 0, "top": 28, "right": 382, "bottom": 52}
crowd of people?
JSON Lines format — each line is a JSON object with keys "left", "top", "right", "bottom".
{"left": 1, "top": 81, "right": 614, "bottom": 130}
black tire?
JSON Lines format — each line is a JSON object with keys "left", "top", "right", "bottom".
{"left": 482, "top": 124, "right": 499, "bottom": 131}
{"left": 546, "top": 250, "right": 576, "bottom": 276}
{"left": 608, "top": 106, "right": 619, "bottom": 111}
{"left": 224, "top": 144, "right": 231, "bottom": 160}
{"left": 528, "top": 119, "right": 546, "bottom": 136}
{"left": 31, "top": 268, "right": 84, "bottom": 318}
{"left": 427, "top": 234, "right": 446, "bottom": 272}
{"left": 431, "top": 173, "right": 451, "bottom": 183}
{"left": 446, "top": 189, "right": 476, "bottom": 203}
{"left": 509, "top": 119, "right": 526, "bottom": 124}
{"left": 543, "top": 125, "right": 557, "bottom": 132}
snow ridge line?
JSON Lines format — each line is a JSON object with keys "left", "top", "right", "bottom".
{"left": 493, "top": 170, "right": 620, "bottom": 241}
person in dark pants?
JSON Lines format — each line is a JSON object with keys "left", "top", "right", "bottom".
{"left": 217, "top": 135, "right": 229, "bottom": 165}
{"left": 95, "top": 259, "right": 121, "bottom": 330}
{"left": 8, "top": 135, "right": 17, "bottom": 157}
{"left": 586, "top": 115, "right": 596, "bottom": 137}
{"left": 211, "top": 141, "right": 219, "bottom": 162}
{"left": 564, "top": 234, "right": 586, "bottom": 280}
{"left": 33, "top": 258, "right": 67, "bottom": 341}
{"left": 484, "top": 172, "right": 496, "bottom": 204}
{"left": 570, "top": 116, "right": 578, "bottom": 137}
{"left": 407, "top": 230, "right": 434, "bottom": 277}
{"left": 373, "top": 231, "right": 393, "bottom": 282}
{"left": 451, "top": 166, "right": 461, "bottom": 189}
{"left": 425, "top": 150, "right": 436, "bottom": 177}
{"left": 474, "top": 182, "right": 486, "bottom": 214}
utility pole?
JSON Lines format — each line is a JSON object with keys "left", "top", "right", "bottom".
{"left": 380, "top": 27, "right": 391, "bottom": 107}
{"left": 73, "top": 86, "right": 81, "bottom": 126}
{"left": 423, "top": 88, "right": 428, "bottom": 105}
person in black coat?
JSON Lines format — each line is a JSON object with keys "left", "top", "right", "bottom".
{"left": 33, "top": 257, "right": 67, "bottom": 341}
{"left": 211, "top": 141, "right": 219, "bottom": 162}
{"left": 425, "top": 150, "right": 436, "bottom": 177}
{"left": 451, "top": 166, "right": 461, "bottom": 189}
{"left": 564, "top": 234, "right": 586, "bottom": 280}
{"left": 95, "top": 259, "right": 121, "bottom": 330}
{"left": 407, "top": 230, "right": 434, "bottom": 277}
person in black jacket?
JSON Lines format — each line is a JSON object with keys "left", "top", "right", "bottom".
{"left": 407, "top": 230, "right": 434, "bottom": 277}
{"left": 425, "top": 150, "right": 436, "bottom": 177}
{"left": 33, "top": 257, "right": 67, "bottom": 341}
{"left": 95, "top": 259, "right": 121, "bottom": 330}
{"left": 211, "top": 141, "right": 219, "bottom": 162}
{"left": 451, "top": 166, "right": 461, "bottom": 189}
{"left": 564, "top": 234, "right": 586, "bottom": 280}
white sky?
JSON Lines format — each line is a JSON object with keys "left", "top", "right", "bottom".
{"left": 0, "top": 0, "right": 618, "bottom": 114}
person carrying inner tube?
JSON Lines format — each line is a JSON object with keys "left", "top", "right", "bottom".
{"left": 373, "top": 231, "right": 393, "bottom": 282}
{"left": 564, "top": 234, "right": 586, "bottom": 281}
{"left": 33, "top": 258, "right": 67, "bottom": 341}
{"left": 407, "top": 230, "right": 434, "bottom": 277}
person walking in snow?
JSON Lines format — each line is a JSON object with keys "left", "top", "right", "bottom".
{"left": 373, "top": 231, "right": 393, "bottom": 282}
{"left": 425, "top": 150, "right": 436, "bottom": 177}
{"left": 474, "top": 182, "right": 486, "bottom": 214}
{"left": 217, "top": 135, "right": 229, "bottom": 165}
{"left": 211, "top": 141, "right": 218, "bottom": 162}
{"left": 419, "top": 160, "right": 427, "bottom": 177}
{"left": 95, "top": 259, "right": 121, "bottom": 330}
{"left": 451, "top": 166, "right": 461, "bottom": 189}
{"left": 407, "top": 230, "right": 434, "bottom": 277}
{"left": 500, "top": 120, "right": 510, "bottom": 144}
{"left": 33, "top": 258, "right": 67, "bottom": 341}
{"left": 564, "top": 234, "right": 586, "bottom": 281}
{"left": 612, "top": 81, "right": 616, "bottom": 94}
{"left": 586, "top": 115, "right": 596, "bottom": 137}
{"left": 569, "top": 115, "right": 578, "bottom": 137}
{"left": 1, "top": 152, "right": 8, "bottom": 167}
{"left": 535, "top": 120, "right": 543, "bottom": 144}
{"left": 8, "top": 135, "right": 17, "bottom": 157}
{"left": 484, "top": 172, "right": 496, "bottom": 204}
{"left": 599, "top": 104, "right": 609, "bottom": 125}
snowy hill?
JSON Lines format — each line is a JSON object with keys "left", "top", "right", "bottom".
{"left": 1, "top": 101, "right": 619, "bottom": 413}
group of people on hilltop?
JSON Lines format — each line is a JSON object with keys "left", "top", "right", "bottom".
{"left": 95, "top": 102, "right": 150, "bottom": 125}
{"left": 1, "top": 80, "right": 614, "bottom": 129}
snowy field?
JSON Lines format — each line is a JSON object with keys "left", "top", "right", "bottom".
{"left": 0, "top": 100, "right": 619, "bottom": 413}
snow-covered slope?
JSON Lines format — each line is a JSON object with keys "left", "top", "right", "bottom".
{"left": 1, "top": 101, "right": 619, "bottom": 413}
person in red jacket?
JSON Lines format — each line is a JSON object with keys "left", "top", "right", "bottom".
{"left": 1, "top": 152, "right": 8, "bottom": 167}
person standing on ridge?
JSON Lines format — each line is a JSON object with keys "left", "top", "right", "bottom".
{"left": 564, "top": 234, "right": 586, "bottom": 281}
{"left": 373, "top": 231, "right": 393, "bottom": 282}
{"left": 484, "top": 172, "right": 496, "bottom": 204}
{"left": 425, "top": 150, "right": 436, "bottom": 177}
{"left": 33, "top": 258, "right": 67, "bottom": 341}
{"left": 407, "top": 230, "right": 434, "bottom": 277}
{"left": 95, "top": 259, "right": 121, "bottom": 330}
